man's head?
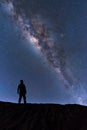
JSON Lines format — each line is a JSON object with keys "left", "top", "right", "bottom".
{"left": 20, "top": 80, "right": 24, "bottom": 84}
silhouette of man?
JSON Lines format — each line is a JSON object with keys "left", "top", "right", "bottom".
{"left": 17, "top": 80, "right": 27, "bottom": 104}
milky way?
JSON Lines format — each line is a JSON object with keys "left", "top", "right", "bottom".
{"left": 0, "top": 0, "right": 87, "bottom": 105}
{"left": 1, "top": 0, "right": 77, "bottom": 88}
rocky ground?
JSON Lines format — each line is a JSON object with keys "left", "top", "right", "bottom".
{"left": 0, "top": 102, "right": 87, "bottom": 129}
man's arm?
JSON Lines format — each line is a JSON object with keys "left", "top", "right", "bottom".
{"left": 24, "top": 85, "right": 27, "bottom": 94}
{"left": 17, "top": 86, "right": 19, "bottom": 94}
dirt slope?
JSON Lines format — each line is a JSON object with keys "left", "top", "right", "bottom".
{"left": 0, "top": 102, "right": 87, "bottom": 130}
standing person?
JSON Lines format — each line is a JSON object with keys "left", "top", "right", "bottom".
{"left": 17, "top": 80, "right": 27, "bottom": 104}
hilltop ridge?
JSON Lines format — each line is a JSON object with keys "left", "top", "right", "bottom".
{"left": 0, "top": 102, "right": 87, "bottom": 130}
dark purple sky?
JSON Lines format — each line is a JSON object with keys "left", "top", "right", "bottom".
{"left": 0, "top": 0, "right": 87, "bottom": 105}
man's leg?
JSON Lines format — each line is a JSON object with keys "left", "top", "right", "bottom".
{"left": 23, "top": 95, "right": 26, "bottom": 104}
{"left": 18, "top": 94, "right": 22, "bottom": 104}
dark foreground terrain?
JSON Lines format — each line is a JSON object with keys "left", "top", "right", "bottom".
{"left": 0, "top": 102, "right": 87, "bottom": 129}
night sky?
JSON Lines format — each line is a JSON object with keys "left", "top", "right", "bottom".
{"left": 0, "top": 0, "right": 87, "bottom": 105}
